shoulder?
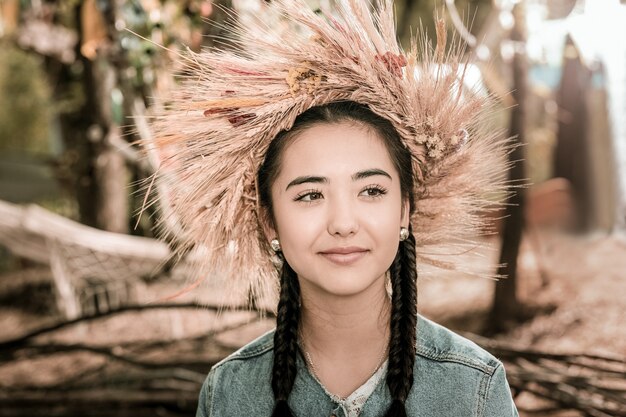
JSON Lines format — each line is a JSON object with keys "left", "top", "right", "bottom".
{"left": 212, "top": 327, "right": 276, "bottom": 369}
{"left": 196, "top": 329, "right": 277, "bottom": 417}
{"left": 409, "top": 315, "right": 518, "bottom": 416}
{"left": 209, "top": 327, "right": 276, "bottom": 383}
{"left": 415, "top": 314, "right": 501, "bottom": 374}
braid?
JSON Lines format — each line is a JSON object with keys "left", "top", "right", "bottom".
{"left": 385, "top": 225, "right": 418, "bottom": 417}
{"left": 271, "top": 260, "right": 301, "bottom": 417}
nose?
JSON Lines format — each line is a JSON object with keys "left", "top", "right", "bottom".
{"left": 326, "top": 194, "right": 359, "bottom": 237}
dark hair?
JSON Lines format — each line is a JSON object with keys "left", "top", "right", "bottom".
{"left": 257, "top": 101, "right": 418, "bottom": 417}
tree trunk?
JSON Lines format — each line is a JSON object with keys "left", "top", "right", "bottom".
{"left": 553, "top": 35, "right": 592, "bottom": 232}
{"left": 79, "top": 0, "right": 128, "bottom": 233}
{"left": 489, "top": 3, "right": 527, "bottom": 332}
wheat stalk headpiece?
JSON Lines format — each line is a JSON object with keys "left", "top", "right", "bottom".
{"left": 147, "top": 0, "right": 511, "bottom": 307}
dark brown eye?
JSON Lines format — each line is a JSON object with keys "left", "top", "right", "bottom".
{"left": 296, "top": 191, "right": 323, "bottom": 202}
{"left": 360, "top": 186, "right": 387, "bottom": 198}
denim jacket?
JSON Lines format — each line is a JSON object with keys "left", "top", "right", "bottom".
{"left": 196, "top": 315, "right": 519, "bottom": 417}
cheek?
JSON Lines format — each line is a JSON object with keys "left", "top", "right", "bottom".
{"left": 370, "top": 210, "right": 402, "bottom": 252}
{"left": 363, "top": 198, "right": 403, "bottom": 259}
{"left": 364, "top": 197, "right": 403, "bottom": 230}
{"left": 272, "top": 201, "right": 321, "bottom": 252}
{"left": 274, "top": 214, "right": 322, "bottom": 276}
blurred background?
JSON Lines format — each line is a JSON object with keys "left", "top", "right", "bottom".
{"left": 0, "top": 0, "right": 625, "bottom": 416}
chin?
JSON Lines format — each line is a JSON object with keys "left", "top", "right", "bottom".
{"left": 321, "top": 284, "right": 371, "bottom": 297}
{"left": 309, "top": 269, "right": 386, "bottom": 298}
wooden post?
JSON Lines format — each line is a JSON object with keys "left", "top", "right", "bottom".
{"left": 489, "top": 2, "right": 527, "bottom": 332}
{"left": 79, "top": 0, "right": 129, "bottom": 234}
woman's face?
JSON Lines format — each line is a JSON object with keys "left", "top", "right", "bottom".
{"left": 268, "top": 121, "right": 409, "bottom": 299}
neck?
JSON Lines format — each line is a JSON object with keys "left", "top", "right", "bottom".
{"left": 299, "top": 275, "right": 391, "bottom": 358}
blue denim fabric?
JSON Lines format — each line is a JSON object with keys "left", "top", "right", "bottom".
{"left": 196, "top": 315, "right": 519, "bottom": 417}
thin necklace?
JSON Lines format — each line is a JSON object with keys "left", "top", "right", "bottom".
{"left": 298, "top": 328, "right": 388, "bottom": 400}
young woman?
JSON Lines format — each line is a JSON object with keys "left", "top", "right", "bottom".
{"left": 148, "top": 1, "right": 518, "bottom": 416}
{"left": 193, "top": 102, "right": 518, "bottom": 417}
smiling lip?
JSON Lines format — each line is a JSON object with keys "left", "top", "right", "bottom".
{"left": 319, "top": 247, "right": 369, "bottom": 266}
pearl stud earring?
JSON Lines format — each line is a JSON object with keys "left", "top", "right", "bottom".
{"left": 270, "top": 238, "right": 281, "bottom": 252}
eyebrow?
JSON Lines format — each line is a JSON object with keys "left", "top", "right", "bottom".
{"left": 352, "top": 168, "right": 392, "bottom": 181}
{"left": 285, "top": 169, "right": 392, "bottom": 191}
{"left": 285, "top": 176, "right": 327, "bottom": 190}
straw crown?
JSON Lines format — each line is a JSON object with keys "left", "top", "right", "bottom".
{"left": 147, "top": 0, "right": 512, "bottom": 307}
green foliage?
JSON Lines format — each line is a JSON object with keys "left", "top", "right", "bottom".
{"left": 0, "top": 44, "right": 52, "bottom": 154}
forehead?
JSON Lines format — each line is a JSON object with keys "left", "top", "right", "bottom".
{"left": 278, "top": 122, "right": 397, "bottom": 178}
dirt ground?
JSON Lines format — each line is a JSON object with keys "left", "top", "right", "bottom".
{"left": 0, "top": 227, "right": 624, "bottom": 416}
{"left": 420, "top": 228, "right": 626, "bottom": 356}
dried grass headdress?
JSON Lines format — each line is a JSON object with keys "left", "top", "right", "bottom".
{"left": 147, "top": 0, "right": 511, "bottom": 307}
